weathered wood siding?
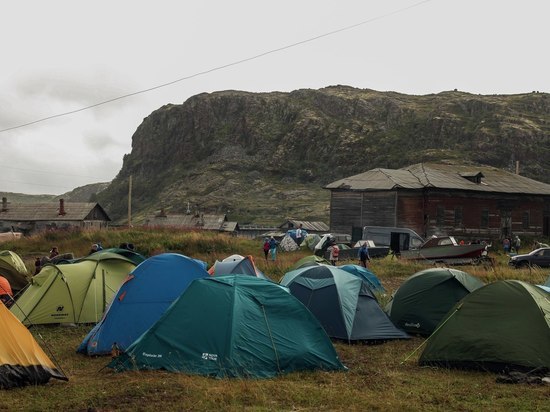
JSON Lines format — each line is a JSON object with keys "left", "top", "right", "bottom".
{"left": 423, "top": 190, "right": 548, "bottom": 238}
{"left": 330, "top": 187, "right": 549, "bottom": 240}
{"left": 396, "top": 193, "right": 424, "bottom": 235}
{"left": 329, "top": 191, "right": 396, "bottom": 234}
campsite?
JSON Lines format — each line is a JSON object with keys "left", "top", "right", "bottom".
{"left": 0, "top": 228, "right": 548, "bottom": 411}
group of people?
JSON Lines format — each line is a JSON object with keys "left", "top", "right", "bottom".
{"left": 34, "top": 246, "right": 61, "bottom": 275}
{"left": 503, "top": 235, "right": 521, "bottom": 254}
{"left": 262, "top": 233, "right": 371, "bottom": 268}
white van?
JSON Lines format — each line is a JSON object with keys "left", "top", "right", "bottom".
{"left": 362, "top": 226, "right": 424, "bottom": 254}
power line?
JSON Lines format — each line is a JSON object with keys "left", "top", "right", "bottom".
{"left": 0, "top": 178, "right": 80, "bottom": 190}
{"left": 1, "top": 165, "right": 102, "bottom": 179}
{"left": 0, "top": 0, "right": 433, "bottom": 134}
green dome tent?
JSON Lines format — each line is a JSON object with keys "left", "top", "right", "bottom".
{"left": 11, "top": 252, "right": 136, "bottom": 325}
{"left": 109, "top": 275, "right": 346, "bottom": 378}
{"left": 386, "top": 267, "right": 484, "bottom": 336}
{"left": 0, "top": 250, "right": 29, "bottom": 293}
{"left": 419, "top": 280, "right": 550, "bottom": 373}
{"left": 289, "top": 255, "right": 331, "bottom": 271}
{"left": 281, "top": 265, "right": 409, "bottom": 342}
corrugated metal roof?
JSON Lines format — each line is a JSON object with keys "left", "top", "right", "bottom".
{"left": 326, "top": 163, "right": 550, "bottom": 195}
{"left": 0, "top": 202, "right": 110, "bottom": 221}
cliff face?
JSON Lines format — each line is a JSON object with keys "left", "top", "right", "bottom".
{"left": 97, "top": 86, "right": 550, "bottom": 224}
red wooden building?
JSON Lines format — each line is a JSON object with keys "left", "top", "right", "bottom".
{"left": 325, "top": 163, "right": 550, "bottom": 241}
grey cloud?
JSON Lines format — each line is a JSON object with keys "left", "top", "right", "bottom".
{"left": 83, "top": 129, "right": 124, "bottom": 152}
{"left": 15, "top": 69, "right": 137, "bottom": 107}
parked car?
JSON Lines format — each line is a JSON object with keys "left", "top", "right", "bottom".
{"left": 509, "top": 247, "right": 550, "bottom": 268}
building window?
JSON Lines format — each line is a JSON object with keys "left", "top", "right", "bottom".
{"left": 436, "top": 205, "right": 445, "bottom": 226}
{"left": 522, "top": 211, "right": 530, "bottom": 229}
{"left": 481, "top": 209, "right": 489, "bottom": 228}
{"left": 454, "top": 207, "right": 463, "bottom": 226}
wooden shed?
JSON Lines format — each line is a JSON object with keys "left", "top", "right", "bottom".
{"left": 0, "top": 198, "right": 110, "bottom": 234}
{"left": 325, "top": 163, "right": 550, "bottom": 240}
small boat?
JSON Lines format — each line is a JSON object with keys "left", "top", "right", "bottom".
{"left": 399, "top": 236, "right": 488, "bottom": 263}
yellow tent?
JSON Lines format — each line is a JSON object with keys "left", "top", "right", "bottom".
{"left": 0, "top": 302, "right": 67, "bottom": 388}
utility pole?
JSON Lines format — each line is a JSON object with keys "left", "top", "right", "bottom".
{"left": 128, "top": 175, "right": 133, "bottom": 228}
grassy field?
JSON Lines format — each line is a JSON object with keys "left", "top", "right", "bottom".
{"left": 1, "top": 229, "right": 549, "bottom": 411}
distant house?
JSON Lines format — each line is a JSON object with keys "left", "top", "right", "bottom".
{"left": 325, "top": 163, "right": 550, "bottom": 240}
{"left": 279, "top": 219, "right": 329, "bottom": 234}
{"left": 145, "top": 209, "right": 239, "bottom": 234}
{"left": 0, "top": 198, "right": 110, "bottom": 234}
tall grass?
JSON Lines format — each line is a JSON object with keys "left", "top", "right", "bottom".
{"left": 1, "top": 229, "right": 548, "bottom": 411}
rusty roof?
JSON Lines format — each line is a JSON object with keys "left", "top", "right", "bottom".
{"left": 0, "top": 202, "right": 110, "bottom": 221}
{"left": 325, "top": 163, "right": 550, "bottom": 195}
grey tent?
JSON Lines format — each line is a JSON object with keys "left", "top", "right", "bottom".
{"left": 281, "top": 265, "right": 409, "bottom": 342}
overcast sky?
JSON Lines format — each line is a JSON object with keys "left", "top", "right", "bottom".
{"left": 1, "top": 0, "right": 548, "bottom": 195}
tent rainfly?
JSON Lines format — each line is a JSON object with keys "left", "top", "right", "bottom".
{"left": 280, "top": 265, "right": 409, "bottom": 342}
{"left": 419, "top": 280, "right": 550, "bottom": 373}
{"left": 109, "top": 275, "right": 346, "bottom": 378}
{"left": 78, "top": 253, "right": 209, "bottom": 356}
{"left": 10, "top": 252, "right": 136, "bottom": 325}
{"left": 386, "top": 267, "right": 484, "bottom": 336}
{"left": 0, "top": 301, "right": 67, "bottom": 388}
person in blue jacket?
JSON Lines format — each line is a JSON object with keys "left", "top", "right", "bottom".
{"left": 358, "top": 242, "right": 370, "bottom": 268}
{"left": 269, "top": 236, "right": 279, "bottom": 261}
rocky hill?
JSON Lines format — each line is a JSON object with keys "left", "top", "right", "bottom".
{"left": 95, "top": 86, "right": 550, "bottom": 225}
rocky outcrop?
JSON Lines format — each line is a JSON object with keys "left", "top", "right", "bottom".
{"left": 96, "top": 86, "right": 550, "bottom": 224}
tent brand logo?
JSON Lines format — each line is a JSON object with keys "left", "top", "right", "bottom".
{"left": 201, "top": 353, "right": 218, "bottom": 361}
{"left": 51, "top": 305, "right": 68, "bottom": 318}
{"left": 142, "top": 352, "right": 162, "bottom": 358}
{"left": 405, "top": 322, "right": 420, "bottom": 328}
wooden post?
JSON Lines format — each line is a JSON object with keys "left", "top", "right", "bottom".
{"left": 128, "top": 175, "right": 133, "bottom": 228}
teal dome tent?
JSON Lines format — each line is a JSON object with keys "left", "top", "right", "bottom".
{"left": 110, "top": 275, "right": 345, "bottom": 378}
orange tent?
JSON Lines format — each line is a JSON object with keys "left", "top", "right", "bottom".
{"left": 0, "top": 275, "right": 13, "bottom": 296}
{"left": 0, "top": 301, "right": 67, "bottom": 388}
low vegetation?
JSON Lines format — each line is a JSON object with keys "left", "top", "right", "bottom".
{"left": 1, "top": 228, "right": 548, "bottom": 411}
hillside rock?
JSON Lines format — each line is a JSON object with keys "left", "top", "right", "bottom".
{"left": 96, "top": 86, "right": 550, "bottom": 224}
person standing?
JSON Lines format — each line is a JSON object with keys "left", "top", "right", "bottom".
{"left": 328, "top": 242, "right": 340, "bottom": 266}
{"left": 513, "top": 235, "right": 521, "bottom": 254}
{"left": 269, "top": 236, "right": 278, "bottom": 262}
{"left": 295, "top": 224, "right": 303, "bottom": 245}
{"left": 503, "top": 238, "right": 511, "bottom": 254}
{"left": 263, "top": 238, "right": 270, "bottom": 261}
{"left": 358, "top": 242, "right": 370, "bottom": 268}
{"left": 49, "top": 246, "right": 59, "bottom": 259}
{"left": 34, "top": 257, "right": 42, "bottom": 275}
